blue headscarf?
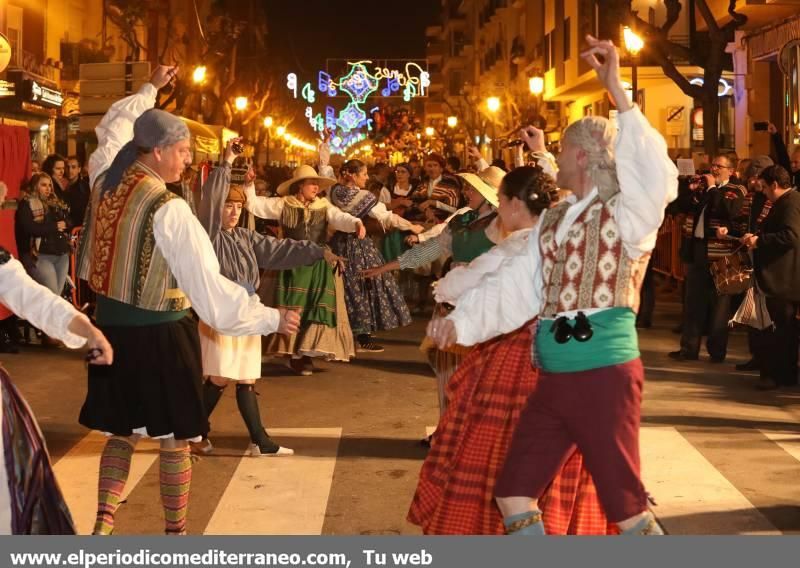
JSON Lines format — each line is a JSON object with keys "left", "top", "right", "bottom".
{"left": 101, "top": 109, "right": 190, "bottom": 192}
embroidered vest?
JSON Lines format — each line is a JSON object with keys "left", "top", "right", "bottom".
{"left": 280, "top": 197, "right": 329, "bottom": 244}
{"left": 77, "top": 165, "right": 189, "bottom": 312}
{"left": 539, "top": 193, "right": 649, "bottom": 318}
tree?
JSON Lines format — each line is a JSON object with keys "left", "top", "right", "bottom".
{"left": 606, "top": 0, "right": 747, "bottom": 156}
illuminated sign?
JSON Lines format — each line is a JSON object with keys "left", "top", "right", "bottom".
{"left": 24, "top": 80, "right": 64, "bottom": 108}
{"left": 689, "top": 77, "right": 732, "bottom": 97}
{"left": 318, "top": 71, "right": 337, "bottom": 97}
{"left": 0, "top": 80, "right": 15, "bottom": 98}
{"left": 302, "top": 82, "right": 316, "bottom": 104}
{"left": 338, "top": 62, "right": 379, "bottom": 104}
{"left": 337, "top": 102, "right": 366, "bottom": 132}
{"left": 0, "top": 33, "right": 10, "bottom": 74}
{"left": 287, "top": 73, "right": 298, "bottom": 98}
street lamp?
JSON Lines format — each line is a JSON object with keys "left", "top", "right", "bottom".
{"left": 276, "top": 125, "right": 286, "bottom": 137}
{"left": 486, "top": 96, "right": 500, "bottom": 113}
{"left": 425, "top": 126, "right": 435, "bottom": 137}
{"left": 234, "top": 96, "right": 248, "bottom": 112}
{"left": 528, "top": 76, "right": 544, "bottom": 96}
{"left": 623, "top": 26, "right": 644, "bottom": 103}
{"left": 447, "top": 116, "right": 458, "bottom": 128}
{"left": 192, "top": 66, "right": 207, "bottom": 84}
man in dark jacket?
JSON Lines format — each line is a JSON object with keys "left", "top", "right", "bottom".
{"left": 743, "top": 165, "right": 800, "bottom": 390}
{"left": 670, "top": 155, "right": 746, "bottom": 362}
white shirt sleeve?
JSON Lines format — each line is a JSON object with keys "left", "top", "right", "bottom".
{"left": 434, "top": 230, "right": 530, "bottom": 304}
{"left": 243, "top": 185, "right": 285, "bottom": 220}
{"left": 476, "top": 158, "right": 490, "bottom": 172}
{"left": 614, "top": 106, "right": 679, "bottom": 259}
{"left": 324, "top": 200, "right": 361, "bottom": 232}
{"left": 88, "top": 83, "right": 158, "bottom": 189}
{"left": 318, "top": 142, "right": 335, "bottom": 179}
{"left": 0, "top": 258, "right": 86, "bottom": 348}
{"left": 152, "top": 199, "right": 280, "bottom": 336}
{"left": 379, "top": 187, "right": 392, "bottom": 205}
{"left": 368, "top": 202, "right": 417, "bottom": 231}
{"left": 417, "top": 207, "right": 467, "bottom": 243}
{"left": 446, "top": 226, "right": 543, "bottom": 346}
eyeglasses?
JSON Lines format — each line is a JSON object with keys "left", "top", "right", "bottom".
{"left": 550, "top": 311, "right": 594, "bottom": 344}
{"left": 711, "top": 163, "right": 731, "bottom": 169}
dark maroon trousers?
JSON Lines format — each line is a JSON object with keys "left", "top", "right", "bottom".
{"left": 495, "top": 358, "right": 648, "bottom": 523}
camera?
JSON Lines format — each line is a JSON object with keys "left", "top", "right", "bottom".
{"left": 231, "top": 140, "right": 245, "bottom": 155}
{"left": 689, "top": 175, "right": 710, "bottom": 191}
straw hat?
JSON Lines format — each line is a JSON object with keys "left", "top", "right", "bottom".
{"left": 276, "top": 165, "right": 337, "bottom": 197}
{"left": 457, "top": 165, "right": 505, "bottom": 207}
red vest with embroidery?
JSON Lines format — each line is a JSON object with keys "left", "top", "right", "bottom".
{"left": 539, "top": 192, "right": 650, "bottom": 318}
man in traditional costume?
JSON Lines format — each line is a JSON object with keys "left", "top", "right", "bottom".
{"left": 430, "top": 36, "right": 677, "bottom": 535}
{"left": 76, "top": 66, "right": 300, "bottom": 535}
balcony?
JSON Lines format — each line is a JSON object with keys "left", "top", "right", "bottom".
{"left": 6, "top": 49, "right": 60, "bottom": 82}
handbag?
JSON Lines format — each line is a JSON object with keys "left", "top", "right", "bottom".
{"left": 709, "top": 245, "right": 752, "bottom": 295}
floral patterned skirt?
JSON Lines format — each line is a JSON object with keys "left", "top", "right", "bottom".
{"left": 329, "top": 231, "right": 412, "bottom": 335}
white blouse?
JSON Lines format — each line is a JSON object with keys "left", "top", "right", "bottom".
{"left": 243, "top": 187, "right": 362, "bottom": 233}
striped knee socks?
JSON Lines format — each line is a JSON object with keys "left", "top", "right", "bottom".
{"left": 159, "top": 446, "right": 192, "bottom": 535}
{"left": 94, "top": 438, "right": 135, "bottom": 535}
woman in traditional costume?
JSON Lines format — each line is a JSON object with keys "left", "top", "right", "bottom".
{"left": 0, "top": 181, "right": 113, "bottom": 534}
{"left": 363, "top": 167, "right": 505, "bottom": 419}
{"left": 194, "top": 142, "right": 341, "bottom": 456}
{"left": 328, "top": 160, "right": 424, "bottom": 352}
{"left": 244, "top": 165, "right": 365, "bottom": 375}
{"left": 409, "top": 166, "right": 613, "bottom": 535}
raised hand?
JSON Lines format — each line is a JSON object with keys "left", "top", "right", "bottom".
{"left": 150, "top": 65, "right": 178, "bottom": 91}
{"left": 519, "top": 125, "right": 546, "bottom": 153}
{"left": 580, "top": 35, "right": 629, "bottom": 112}
{"left": 224, "top": 137, "right": 243, "bottom": 165}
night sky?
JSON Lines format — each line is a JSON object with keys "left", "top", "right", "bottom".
{"left": 264, "top": 0, "right": 440, "bottom": 75}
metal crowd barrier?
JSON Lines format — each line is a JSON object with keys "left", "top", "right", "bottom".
{"left": 651, "top": 215, "right": 685, "bottom": 282}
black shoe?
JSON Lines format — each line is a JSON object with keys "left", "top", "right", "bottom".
{"left": 668, "top": 350, "right": 698, "bottom": 361}
{"left": 709, "top": 355, "right": 726, "bottom": 364}
{"left": 735, "top": 359, "right": 760, "bottom": 371}
{"left": 356, "top": 334, "right": 385, "bottom": 353}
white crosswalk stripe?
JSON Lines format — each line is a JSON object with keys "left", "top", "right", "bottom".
{"left": 203, "top": 428, "right": 342, "bottom": 535}
{"left": 641, "top": 427, "right": 780, "bottom": 535}
{"left": 47, "top": 423, "right": 800, "bottom": 535}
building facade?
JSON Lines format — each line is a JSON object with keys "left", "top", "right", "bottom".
{"left": 0, "top": 0, "right": 208, "bottom": 164}
{"left": 424, "top": 0, "right": 800, "bottom": 163}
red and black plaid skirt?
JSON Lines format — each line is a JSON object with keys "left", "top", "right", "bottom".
{"left": 408, "top": 323, "right": 614, "bottom": 535}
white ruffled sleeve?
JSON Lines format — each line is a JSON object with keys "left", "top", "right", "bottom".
{"left": 0, "top": 258, "right": 86, "bottom": 348}
{"left": 614, "top": 106, "right": 679, "bottom": 259}
{"left": 446, "top": 229, "right": 542, "bottom": 346}
{"left": 153, "top": 199, "right": 280, "bottom": 336}
{"left": 324, "top": 200, "right": 361, "bottom": 232}
{"left": 435, "top": 229, "right": 531, "bottom": 305}
{"left": 243, "top": 185, "right": 285, "bottom": 220}
{"left": 368, "top": 202, "right": 417, "bottom": 231}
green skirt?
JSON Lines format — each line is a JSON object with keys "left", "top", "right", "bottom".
{"left": 275, "top": 259, "right": 337, "bottom": 328}
{"left": 381, "top": 230, "right": 410, "bottom": 262}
